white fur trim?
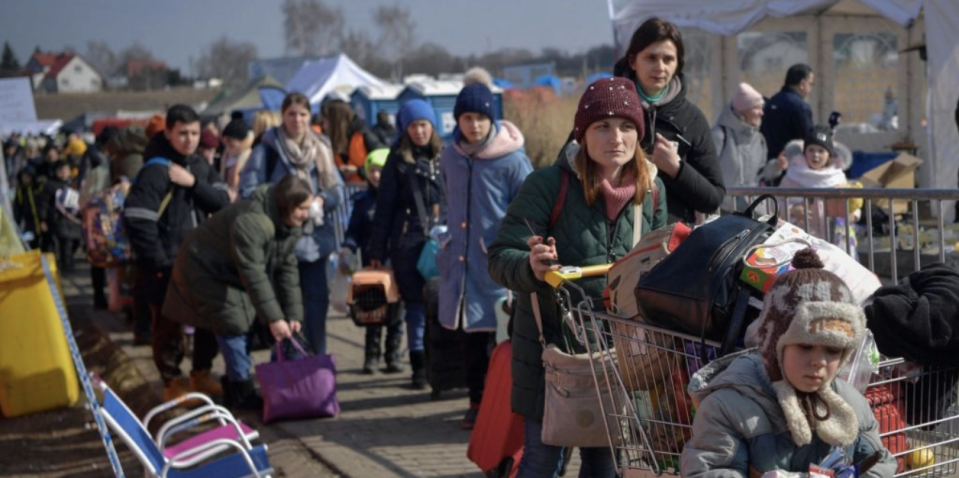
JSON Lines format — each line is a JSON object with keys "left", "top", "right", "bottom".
{"left": 773, "top": 380, "right": 813, "bottom": 446}
{"left": 815, "top": 386, "right": 860, "bottom": 446}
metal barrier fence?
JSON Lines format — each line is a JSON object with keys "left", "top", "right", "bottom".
{"left": 725, "top": 186, "right": 959, "bottom": 284}
{"left": 331, "top": 183, "right": 368, "bottom": 252}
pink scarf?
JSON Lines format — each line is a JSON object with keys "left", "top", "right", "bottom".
{"left": 599, "top": 171, "right": 636, "bottom": 221}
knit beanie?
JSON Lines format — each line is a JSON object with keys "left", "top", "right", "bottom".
{"left": 756, "top": 248, "right": 865, "bottom": 447}
{"left": 199, "top": 128, "right": 219, "bottom": 149}
{"left": 222, "top": 118, "right": 250, "bottom": 140}
{"left": 804, "top": 125, "right": 835, "bottom": 157}
{"left": 573, "top": 77, "right": 646, "bottom": 144}
{"left": 397, "top": 99, "right": 437, "bottom": 135}
{"left": 454, "top": 83, "right": 495, "bottom": 121}
{"left": 732, "top": 82, "right": 764, "bottom": 113}
{"left": 364, "top": 147, "right": 390, "bottom": 179}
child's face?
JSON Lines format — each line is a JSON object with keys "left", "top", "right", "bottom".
{"left": 781, "top": 343, "right": 843, "bottom": 392}
{"left": 56, "top": 165, "right": 71, "bottom": 181}
{"left": 367, "top": 165, "right": 382, "bottom": 188}
{"left": 804, "top": 144, "right": 831, "bottom": 170}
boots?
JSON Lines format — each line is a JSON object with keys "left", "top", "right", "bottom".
{"left": 190, "top": 369, "right": 223, "bottom": 396}
{"left": 409, "top": 350, "right": 428, "bottom": 390}
{"left": 222, "top": 377, "right": 263, "bottom": 411}
{"left": 383, "top": 327, "right": 404, "bottom": 374}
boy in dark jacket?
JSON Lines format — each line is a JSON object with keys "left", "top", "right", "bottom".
{"left": 340, "top": 148, "right": 405, "bottom": 374}
{"left": 124, "top": 104, "right": 231, "bottom": 400}
{"left": 42, "top": 161, "right": 82, "bottom": 271}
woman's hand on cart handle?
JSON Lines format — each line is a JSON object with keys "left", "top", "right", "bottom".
{"left": 527, "top": 235, "right": 560, "bottom": 282}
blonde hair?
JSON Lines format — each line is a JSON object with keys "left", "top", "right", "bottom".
{"left": 252, "top": 110, "right": 280, "bottom": 139}
{"left": 574, "top": 144, "right": 654, "bottom": 207}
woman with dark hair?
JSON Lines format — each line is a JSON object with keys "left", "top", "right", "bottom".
{"left": 368, "top": 99, "right": 446, "bottom": 389}
{"left": 613, "top": 17, "right": 725, "bottom": 223}
{"left": 322, "top": 99, "right": 384, "bottom": 183}
{"left": 239, "top": 92, "right": 344, "bottom": 356}
{"left": 488, "top": 77, "right": 668, "bottom": 477}
{"left": 163, "top": 175, "right": 312, "bottom": 409}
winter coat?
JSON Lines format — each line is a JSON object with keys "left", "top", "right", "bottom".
{"left": 613, "top": 62, "right": 726, "bottom": 223}
{"left": 778, "top": 154, "right": 847, "bottom": 239}
{"left": 123, "top": 133, "right": 231, "bottom": 271}
{"left": 680, "top": 352, "right": 896, "bottom": 478}
{"left": 341, "top": 188, "right": 377, "bottom": 268}
{"left": 368, "top": 143, "right": 446, "bottom": 304}
{"left": 336, "top": 116, "right": 384, "bottom": 183}
{"left": 712, "top": 105, "right": 768, "bottom": 212}
{"left": 866, "top": 263, "right": 959, "bottom": 367}
{"left": 107, "top": 125, "right": 148, "bottom": 183}
{"left": 761, "top": 86, "right": 814, "bottom": 160}
{"left": 13, "top": 183, "right": 43, "bottom": 238}
{"left": 44, "top": 178, "right": 82, "bottom": 240}
{"left": 438, "top": 121, "right": 533, "bottom": 331}
{"left": 487, "top": 144, "right": 668, "bottom": 421}
{"left": 162, "top": 185, "right": 303, "bottom": 336}
{"left": 238, "top": 126, "right": 344, "bottom": 262}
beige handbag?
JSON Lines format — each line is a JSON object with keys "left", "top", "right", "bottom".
{"left": 531, "top": 204, "right": 644, "bottom": 448}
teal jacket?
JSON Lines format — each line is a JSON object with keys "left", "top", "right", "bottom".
{"left": 487, "top": 144, "right": 668, "bottom": 421}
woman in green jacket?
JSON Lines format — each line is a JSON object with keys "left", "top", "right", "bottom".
{"left": 488, "top": 77, "right": 668, "bottom": 477}
{"left": 163, "top": 174, "right": 313, "bottom": 409}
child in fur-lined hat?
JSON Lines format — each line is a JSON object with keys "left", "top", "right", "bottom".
{"left": 680, "top": 248, "right": 896, "bottom": 477}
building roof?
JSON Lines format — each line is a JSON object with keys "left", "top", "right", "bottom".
{"left": 126, "top": 60, "right": 168, "bottom": 78}
{"left": 45, "top": 54, "right": 75, "bottom": 78}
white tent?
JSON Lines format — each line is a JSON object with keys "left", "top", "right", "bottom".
{"left": 285, "top": 54, "right": 385, "bottom": 108}
{"left": 608, "top": 0, "right": 959, "bottom": 216}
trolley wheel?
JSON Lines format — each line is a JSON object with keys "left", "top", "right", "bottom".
{"left": 486, "top": 457, "right": 514, "bottom": 478}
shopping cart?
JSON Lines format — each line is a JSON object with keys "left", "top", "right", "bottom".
{"left": 551, "top": 266, "right": 959, "bottom": 477}
{"left": 863, "top": 357, "right": 959, "bottom": 477}
{"left": 544, "top": 264, "right": 719, "bottom": 476}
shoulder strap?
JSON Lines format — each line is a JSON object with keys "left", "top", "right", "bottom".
{"left": 407, "top": 166, "right": 431, "bottom": 238}
{"left": 138, "top": 156, "right": 174, "bottom": 219}
{"left": 547, "top": 169, "right": 570, "bottom": 230}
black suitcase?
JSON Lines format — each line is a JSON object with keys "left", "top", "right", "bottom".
{"left": 423, "top": 277, "right": 468, "bottom": 400}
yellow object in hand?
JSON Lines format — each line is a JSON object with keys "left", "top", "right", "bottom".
{"left": 907, "top": 448, "right": 935, "bottom": 469}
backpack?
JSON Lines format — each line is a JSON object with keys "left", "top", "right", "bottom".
{"left": 83, "top": 157, "right": 174, "bottom": 267}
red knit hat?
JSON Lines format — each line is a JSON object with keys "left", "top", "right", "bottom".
{"left": 573, "top": 77, "right": 646, "bottom": 143}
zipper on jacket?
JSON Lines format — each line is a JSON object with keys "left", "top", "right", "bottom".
{"left": 456, "top": 155, "right": 475, "bottom": 328}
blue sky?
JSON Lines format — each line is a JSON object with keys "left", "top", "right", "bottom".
{"left": 0, "top": 0, "right": 613, "bottom": 73}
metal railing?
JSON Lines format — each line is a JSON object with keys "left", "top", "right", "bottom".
{"left": 725, "top": 186, "right": 959, "bottom": 284}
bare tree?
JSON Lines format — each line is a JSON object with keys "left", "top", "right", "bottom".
{"left": 282, "top": 0, "right": 344, "bottom": 57}
{"left": 373, "top": 4, "right": 416, "bottom": 80}
{"left": 196, "top": 37, "right": 258, "bottom": 88}
{"left": 84, "top": 41, "right": 118, "bottom": 77}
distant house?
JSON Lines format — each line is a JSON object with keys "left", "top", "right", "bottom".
{"left": 23, "top": 52, "right": 103, "bottom": 93}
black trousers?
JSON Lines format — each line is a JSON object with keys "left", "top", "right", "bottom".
{"left": 137, "top": 266, "right": 219, "bottom": 384}
{"left": 464, "top": 330, "right": 494, "bottom": 404}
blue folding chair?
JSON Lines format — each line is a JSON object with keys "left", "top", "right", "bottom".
{"left": 98, "top": 383, "right": 273, "bottom": 478}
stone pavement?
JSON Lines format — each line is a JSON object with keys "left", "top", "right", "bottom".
{"left": 87, "top": 270, "right": 584, "bottom": 478}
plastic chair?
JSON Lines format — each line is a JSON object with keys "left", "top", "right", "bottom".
{"left": 97, "top": 382, "right": 273, "bottom": 478}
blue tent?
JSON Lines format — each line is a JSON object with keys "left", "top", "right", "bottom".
{"left": 586, "top": 71, "right": 614, "bottom": 85}
{"left": 532, "top": 75, "right": 562, "bottom": 95}
{"left": 492, "top": 77, "right": 514, "bottom": 89}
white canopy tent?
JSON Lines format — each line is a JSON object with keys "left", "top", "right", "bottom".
{"left": 608, "top": 0, "right": 959, "bottom": 217}
{"left": 285, "top": 54, "right": 385, "bottom": 109}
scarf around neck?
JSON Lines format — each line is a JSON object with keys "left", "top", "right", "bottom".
{"left": 276, "top": 127, "right": 337, "bottom": 190}
{"left": 599, "top": 171, "right": 636, "bottom": 221}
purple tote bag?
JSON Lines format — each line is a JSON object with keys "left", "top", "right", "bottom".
{"left": 255, "top": 337, "right": 340, "bottom": 423}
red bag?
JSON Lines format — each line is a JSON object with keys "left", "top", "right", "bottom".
{"left": 467, "top": 340, "right": 523, "bottom": 477}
